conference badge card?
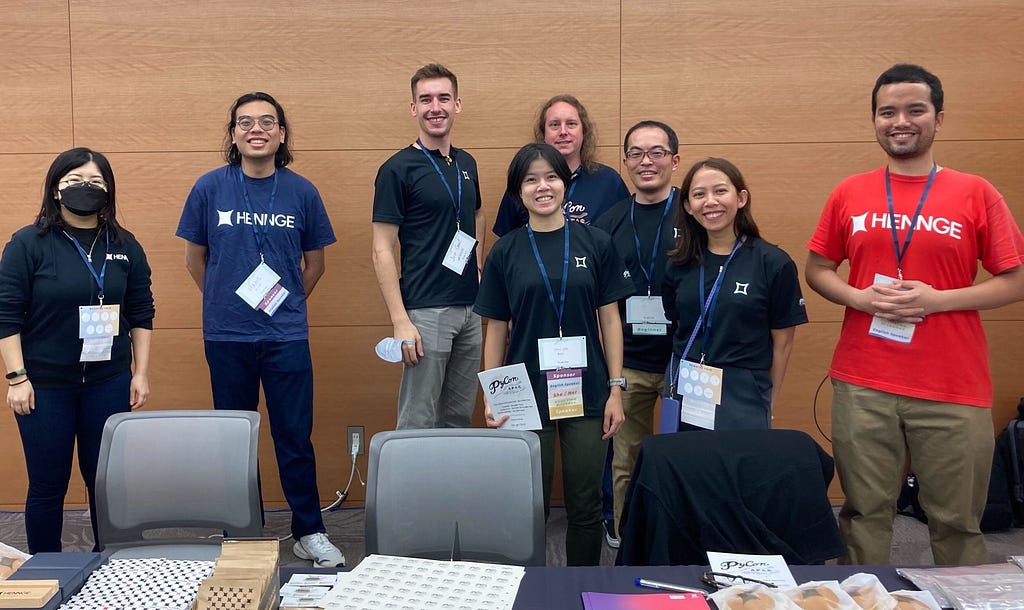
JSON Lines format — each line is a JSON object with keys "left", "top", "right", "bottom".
{"left": 477, "top": 363, "right": 542, "bottom": 430}
{"left": 705, "top": 551, "right": 796, "bottom": 589}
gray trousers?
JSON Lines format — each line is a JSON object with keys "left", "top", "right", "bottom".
{"left": 396, "top": 305, "right": 482, "bottom": 429}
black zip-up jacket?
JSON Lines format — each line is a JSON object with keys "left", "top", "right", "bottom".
{"left": 0, "top": 224, "right": 154, "bottom": 387}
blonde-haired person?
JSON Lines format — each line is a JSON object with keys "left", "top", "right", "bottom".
{"left": 492, "top": 95, "right": 628, "bottom": 236}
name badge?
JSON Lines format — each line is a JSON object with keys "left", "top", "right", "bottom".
{"left": 546, "top": 369, "right": 584, "bottom": 419}
{"left": 236, "top": 262, "right": 290, "bottom": 316}
{"left": 677, "top": 359, "right": 724, "bottom": 430}
{"left": 441, "top": 229, "right": 477, "bottom": 274}
{"left": 537, "top": 336, "right": 587, "bottom": 371}
{"left": 867, "top": 273, "right": 915, "bottom": 344}
{"left": 79, "top": 304, "right": 120, "bottom": 339}
{"left": 681, "top": 397, "right": 717, "bottom": 430}
{"left": 80, "top": 337, "right": 114, "bottom": 362}
{"left": 626, "top": 296, "right": 670, "bottom": 324}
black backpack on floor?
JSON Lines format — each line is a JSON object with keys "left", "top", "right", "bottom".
{"left": 997, "top": 399, "right": 1024, "bottom": 527}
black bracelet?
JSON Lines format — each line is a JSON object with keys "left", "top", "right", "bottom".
{"left": 9, "top": 377, "right": 29, "bottom": 386}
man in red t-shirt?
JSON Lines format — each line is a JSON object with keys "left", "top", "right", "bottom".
{"left": 806, "top": 64, "right": 1024, "bottom": 565}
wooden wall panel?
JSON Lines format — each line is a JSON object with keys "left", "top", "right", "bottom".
{"left": 1, "top": 0, "right": 1023, "bottom": 512}
{"left": 67, "top": 0, "right": 622, "bottom": 152}
{"left": 2, "top": 2, "right": 73, "bottom": 153}
{"left": 620, "top": 0, "right": 1024, "bottom": 144}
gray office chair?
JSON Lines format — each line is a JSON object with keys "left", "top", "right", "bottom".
{"left": 365, "top": 428, "right": 545, "bottom": 566}
{"left": 94, "top": 410, "right": 263, "bottom": 559}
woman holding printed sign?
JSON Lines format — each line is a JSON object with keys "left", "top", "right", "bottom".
{"left": 0, "top": 148, "right": 154, "bottom": 552}
{"left": 662, "top": 158, "right": 805, "bottom": 431}
{"left": 475, "top": 142, "right": 633, "bottom": 566}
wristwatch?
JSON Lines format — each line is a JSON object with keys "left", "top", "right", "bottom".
{"left": 5, "top": 368, "right": 27, "bottom": 380}
{"left": 608, "top": 377, "right": 627, "bottom": 390}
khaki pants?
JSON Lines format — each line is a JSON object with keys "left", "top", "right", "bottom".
{"left": 612, "top": 367, "right": 664, "bottom": 538}
{"left": 831, "top": 379, "right": 993, "bottom": 565}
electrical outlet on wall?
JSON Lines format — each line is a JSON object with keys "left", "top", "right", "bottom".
{"left": 346, "top": 425, "right": 365, "bottom": 456}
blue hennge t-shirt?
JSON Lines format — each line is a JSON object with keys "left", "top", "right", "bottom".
{"left": 176, "top": 165, "right": 337, "bottom": 342}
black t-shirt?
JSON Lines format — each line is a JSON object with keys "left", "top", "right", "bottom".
{"left": 475, "top": 222, "right": 635, "bottom": 421}
{"left": 662, "top": 237, "right": 807, "bottom": 371}
{"left": 372, "top": 144, "right": 482, "bottom": 309}
{"left": 593, "top": 191, "right": 680, "bottom": 373}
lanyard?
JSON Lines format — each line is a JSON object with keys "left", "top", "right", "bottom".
{"left": 630, "top": 188, "right": 675, "bottom": 295}
{"left": 417, "top": 139, "right": 463, "bottom": 230}
{"left": 885, "top": 164, "right": 937, "bottom": 280}
{"left": 527, "top": 221, "right": 570, "bottom": 337}
{"left": 64, "top": 229, "right": 109, "bottom": 304}
{"left": 677, "top": 238, "right": 743, "bottom": 378}
{"left": 566, "top": 170, "right": 579, "bottom": 204}
{"left": 237, "top": 167, "right": 278, "bottom": 261}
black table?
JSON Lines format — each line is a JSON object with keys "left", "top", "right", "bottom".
{"left": 282, "top": 564, "right": 911, "bottom": 609}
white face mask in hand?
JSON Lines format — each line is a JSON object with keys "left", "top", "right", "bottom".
{"left": 374, "top": 337, "right": 406, "bottom": 363}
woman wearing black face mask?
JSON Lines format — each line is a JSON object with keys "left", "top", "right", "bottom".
{"left": 0, "top": 147, "right": 154, "bottom": 553}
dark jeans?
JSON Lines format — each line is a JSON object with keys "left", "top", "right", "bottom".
{"left": 535, "top": 417, "right": 608, "bottom": 566}
{"left": 16, "top": 372, "right": 131, "bottom": 553}
{"left": 204, "top": 340, "right": 325, "bottom": 539}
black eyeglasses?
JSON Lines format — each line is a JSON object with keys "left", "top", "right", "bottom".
{"left": 236, "top": 115, "right": 278, "bottom": 132}
{"left": 701, "top": 572, "right": 778, "bottom": 590}
{"left": 625, "top": 147, "right": 672, "bottom": 162}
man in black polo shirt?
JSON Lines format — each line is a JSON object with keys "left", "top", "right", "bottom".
{"left": 594, "top": 120, "right": 681, "bottom": 542}
{"left": 371, "top": 64, "right": 484, "bottom": 429}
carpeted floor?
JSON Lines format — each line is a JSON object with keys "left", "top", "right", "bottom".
{"left": 1, "top": 507, "right": 1022, "bottom": 568}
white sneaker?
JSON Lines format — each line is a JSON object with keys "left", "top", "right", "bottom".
{"left": 294, "top": 532, "right": 346, "bottom": 567}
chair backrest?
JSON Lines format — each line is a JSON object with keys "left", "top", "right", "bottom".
{"left": 365, "top": 428, "right": 545, "bottom": 566}
{"left": 94, "top": 410, "right": 263, "bottom": 551}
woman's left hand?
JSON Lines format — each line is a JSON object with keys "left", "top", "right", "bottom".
{"left": 130, "top": 373, "right": 149, "bottom": 410}
{"left": 602, "top": 390, "right": 625, "bottom": 440}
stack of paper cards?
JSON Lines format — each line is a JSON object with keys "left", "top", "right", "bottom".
{"left": 197, "top": 539, "right": 280, "bottom": 610}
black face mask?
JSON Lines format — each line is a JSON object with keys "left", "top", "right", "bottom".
{"left": 59, "top": 182, "right": 108, "bottom": 217}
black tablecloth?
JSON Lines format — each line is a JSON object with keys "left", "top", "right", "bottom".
{"left": 281, "top": 564, "right": 911, "bottom": 609}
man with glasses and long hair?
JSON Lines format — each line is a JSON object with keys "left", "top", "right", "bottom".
{"left": 176, "top": 91, "right": 343, "bottom": 567}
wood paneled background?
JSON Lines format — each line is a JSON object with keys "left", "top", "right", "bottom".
{"left": 1, "top": 0, "right": 1022, "bottom": 508}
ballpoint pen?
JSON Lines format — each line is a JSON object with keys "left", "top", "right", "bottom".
{"left": 635, "top": 578, "right": 709, "bottom": 596}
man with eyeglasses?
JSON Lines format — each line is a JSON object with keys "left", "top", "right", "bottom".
{"left": 176, "top": 91, "right": 344, "bottom": 567}
{"left": 593, "top": 121, "right": 681, "bottom": 545}
{"left": 371, "top": 64, "right": 484, "bottom": 430}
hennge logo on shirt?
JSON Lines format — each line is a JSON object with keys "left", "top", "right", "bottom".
{"left": 216, "top": 209, "right": 297, "bottom": 229}
{"left": 850, "top": 212, "right": 963, "bottom": 240}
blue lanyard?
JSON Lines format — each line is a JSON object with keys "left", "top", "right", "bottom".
{"left": 682, "top": 238, "right": 743, "bottom": 370}
{"left": 885, "top": 164, "right": 937, "bottom": 280}
{"left": 630, "top": 188, "right": 675, "bottom": 295}
{"left": 237, "top": 167, "right": 278, "bottom": 260}
{"left": 64, "top": 229, "right": 109, "bottom": 304}
{"left": 527, "top": 221, "right": 570, "bottom": 337}
{"left": 417, "top": 139, "right": 463, "bottom": 230}
{"left": 566, "top": 171, "right": 579, "bottom": 204}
